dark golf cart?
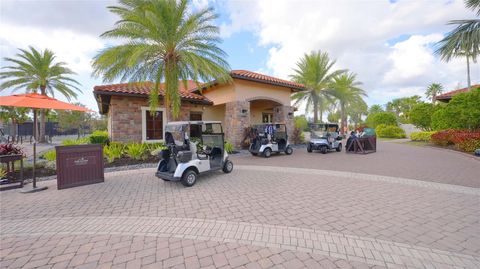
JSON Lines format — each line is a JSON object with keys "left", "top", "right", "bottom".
{"left": 248, "top": 123, "right": 293, "bottom": 158}
{"left": 306, "top": 123, "right": 342, "bottom": 154}
{"left": 155, "top": 121, "right": 233, "bottom": 187}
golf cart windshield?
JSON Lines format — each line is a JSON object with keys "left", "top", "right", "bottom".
{"left": 165, "top": 124, "right": 187, "bottom": 146}
{"left": 310, "top": 124, "right": 339, "bottom": 139}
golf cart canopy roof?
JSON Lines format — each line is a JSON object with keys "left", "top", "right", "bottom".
{"left": 309, "top": 123, "right": 339, "bottom": 131}
{"left": 166, "top": 121, "right": 222, "bottom": 126}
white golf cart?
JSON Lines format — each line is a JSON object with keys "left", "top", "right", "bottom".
{"left": 248, "top": 123, "right": 293, "bottom": 158}
{"left": 155, "top": 121, "right": 233, "bottom": 187}
{"left": 306, "top": 123, "right": 343, "bottom": 154}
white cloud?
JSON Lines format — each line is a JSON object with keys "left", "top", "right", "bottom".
{"left": 0, "top": 22, "right": 105, "bottom": 74}
{"left": 220, "top": 0, "right": 480, "bottom": 105}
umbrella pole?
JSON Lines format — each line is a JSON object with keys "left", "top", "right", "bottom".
{"left": 33, "top": 109, "right": 36, "bottom": 188}
{"left": 21, "top": 108, "right": 47, "bottom": 193}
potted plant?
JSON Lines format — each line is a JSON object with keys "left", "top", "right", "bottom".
{"left": 0, "top": 143, "right": 25, "bottom": 188}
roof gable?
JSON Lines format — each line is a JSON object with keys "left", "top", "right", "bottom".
{"left": 435, "top": 84, "right": 480, "bottom": 101}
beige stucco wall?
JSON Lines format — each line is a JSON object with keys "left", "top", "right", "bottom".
{"left": 201, "top": 83, "right": 236, "bottom": 105}
{"left": 233, "top": 80, "right": 292, "bottom": 105}
{"left": 203, "top": 104, "right": 226, "bottom": 125}
{"left": 202, "top": 79, "right": 292, "bottom": 106}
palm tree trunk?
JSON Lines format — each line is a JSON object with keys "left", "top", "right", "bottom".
{"left": 313, "top": 104, "right": 318, "bottom": 123}
{"left": 467, "top": 55, "right": 471, "bottom": 90}
{"left": 39, "top": 86, "right": 47, "bottom": 143}
{"left": 319, "top": 109, "right": 323, "bottom": 123}
{"left": 340, "top": 103, "right": 346, "bottom": 135}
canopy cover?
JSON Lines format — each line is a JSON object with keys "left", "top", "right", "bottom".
{"left": 0, "top": 93, "right": 89, "bottom": 111}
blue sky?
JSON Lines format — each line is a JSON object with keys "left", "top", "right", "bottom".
{"left": 1, "top": 0, "right": 479, "bottom": 116}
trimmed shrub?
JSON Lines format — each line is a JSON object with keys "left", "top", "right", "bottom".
{"left": 410, "top": 103, "right": 436, "bottom": 130}
{"left": 125, "top": 143, "right": 148, "bottom": 160}
{"left": 431, "top": 129, "right": 480, "bottom": 152}
{"left": 89, "top": 130, "right": 109, "bottom": 145}
{"left": 432, "top": 88, "right": 480, "bottom": 130}
{"left": 375, "top": 124, "right": 406, "bottom": 138}
{"left": 224, "top": 141, "right": 234, "bottom": 154}
{"left": 366, "top": 112, "right": 397, "bottom": 128}
{"left": 410, "top": 131, "right": 435, "bottom": 142}
{"left": 42, "top": 150, "right": 56, "bottom": 161}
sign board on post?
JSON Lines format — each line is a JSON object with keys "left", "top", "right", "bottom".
{"left": 56, "top": 144, "right": 104, "bottom": 190}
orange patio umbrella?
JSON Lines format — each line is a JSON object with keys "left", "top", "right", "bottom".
{"left": 0, "top": 93, "right": 89, "bottom": 193}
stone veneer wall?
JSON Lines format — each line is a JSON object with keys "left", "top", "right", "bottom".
{"left": 224, "top": 101, "right": 250, "bottom": 148}
{"left": 109, "top": 95, "right": 195, "bottom": 143}
{"left": 273, "top": 105, "right": 295, "bottom": 140}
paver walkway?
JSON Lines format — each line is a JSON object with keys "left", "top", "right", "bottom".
{"left": 232, "top": 141, "right": 480, "bottom": 188}
{"left": 1, "top": 158, "right": 479, "bottom": 268}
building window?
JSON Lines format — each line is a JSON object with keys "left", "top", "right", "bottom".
{"left": 262, "top": 113, "right": 273, "bottom": 123}
{"left": 142, "top": 107, "right": 165, "bottom": 142}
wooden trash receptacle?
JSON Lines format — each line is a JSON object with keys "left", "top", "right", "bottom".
{"left": 56, "top": 144, "right": 104, "bottom": 190}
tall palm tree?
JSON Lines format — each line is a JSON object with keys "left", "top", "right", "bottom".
{"left": 425, "top": 83, "right": 444, "bottom": 103}
{"left": 326, "top": 72, "right": 367, "bottom": 135}
{"left": 0, "top": 47, "right": 81, "bottom": 142}
{"left": 436, "top": 0, "right": 480, "bottom": 90}
{"left": 290, "top": 51, "right": 344, "bottom": 123}
{"left": 92, "top": 0, "right": 231, "bottom": 118}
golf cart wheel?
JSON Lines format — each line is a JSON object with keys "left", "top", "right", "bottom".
{"left": 320, "top": 146, "right": 328, "bottom": 154}
{"left": 263, "top": 148, "right": 272, "bottom": 158}
{"left": 181, "top": 170, "right": 197, "bottom": 187}
{"left": 336, "top": 143, "right": 342, "bottom": 152}
{"left": 285, "top": 146, "right": 293, "bottom": 155}
{"left": 307, "top": 144, "right": 312, "bottom": 153}
{"left": 223, "top": 160, "right": 233, "bottom": 173}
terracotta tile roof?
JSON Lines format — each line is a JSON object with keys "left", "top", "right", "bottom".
{"left": 230, "top": 70, "right": 304, "bottom": 90}
{"left": 435, "top": 84, "right": 479, "bottom": 101}
{"left": 93, "top": 81, "right": 211, "bottom": 104}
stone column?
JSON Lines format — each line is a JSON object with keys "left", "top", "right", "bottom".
{"left": 274, "top": 105, "right": 295, "bottom": 139}
{"left": 225, "top": 101, "right": 250, "bottom": 148}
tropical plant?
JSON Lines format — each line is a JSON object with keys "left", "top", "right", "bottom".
{"left": 368, "top": 104, "right": 384, "bottom": 114}
{"left": 0, "top": 143, "right": 24, "bottom": 156}
{"left": 103, "top": 143, "right": 125, "bottom": 163}
{"left": 294, "top": 115, "right": 309, "bottom": 131}
{"left": 61, "top": 138, "right": 89, "bottom": 146}
{"left": 125, "top": 143, "right": 148, "bottom": 160}
{"left": 0, "top": 46, "right": 81, "bottom": 142}
{"left": 224, "top": 141, "right": 234, "bottom": 154}
{"left": 89, "top": 130, "right": 110, "bottom": 145}
{"left": 92, "top": 0, "right": 231, "bottom": 118}
{"left": 0, "top": 107, "right": 30, "bottom": 141}
{"left": 57, "top": 103, "right": 92, "bottom": 139}
{"left": 385, "top": 95, "right": 422, "bottom": 123}
{"left": 366, "top": 111, "right": 397, "bottom": 128}
{"left": 326, "top": 72, "right": 367, "bottom": 134}
{"left": 290, "top": 51, "right": 343, "bottom": 123}
{"left": 435, "top": 0, "right": 480, "bottom": 89}
{"left": 0, "top": 167, "right": 7, "bottom": 179}
{"left": 425, "top": 83, "right": 444, "bottom": 103}
{"left": 347, "top": 98, "right": 368, "bottom": 130}
{"left": 42, "top": 150, "right": 56, "bottom": 161}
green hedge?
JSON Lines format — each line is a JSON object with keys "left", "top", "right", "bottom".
{"left": 375, "top": 124, "right": 406, "bottom": 138}
{"left": 410, "top": 131, "right": 435, "bottom": 142}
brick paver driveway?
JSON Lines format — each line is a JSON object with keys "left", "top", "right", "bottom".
{"left": 1, "top": 142, "right": 479, "bottom": 269}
